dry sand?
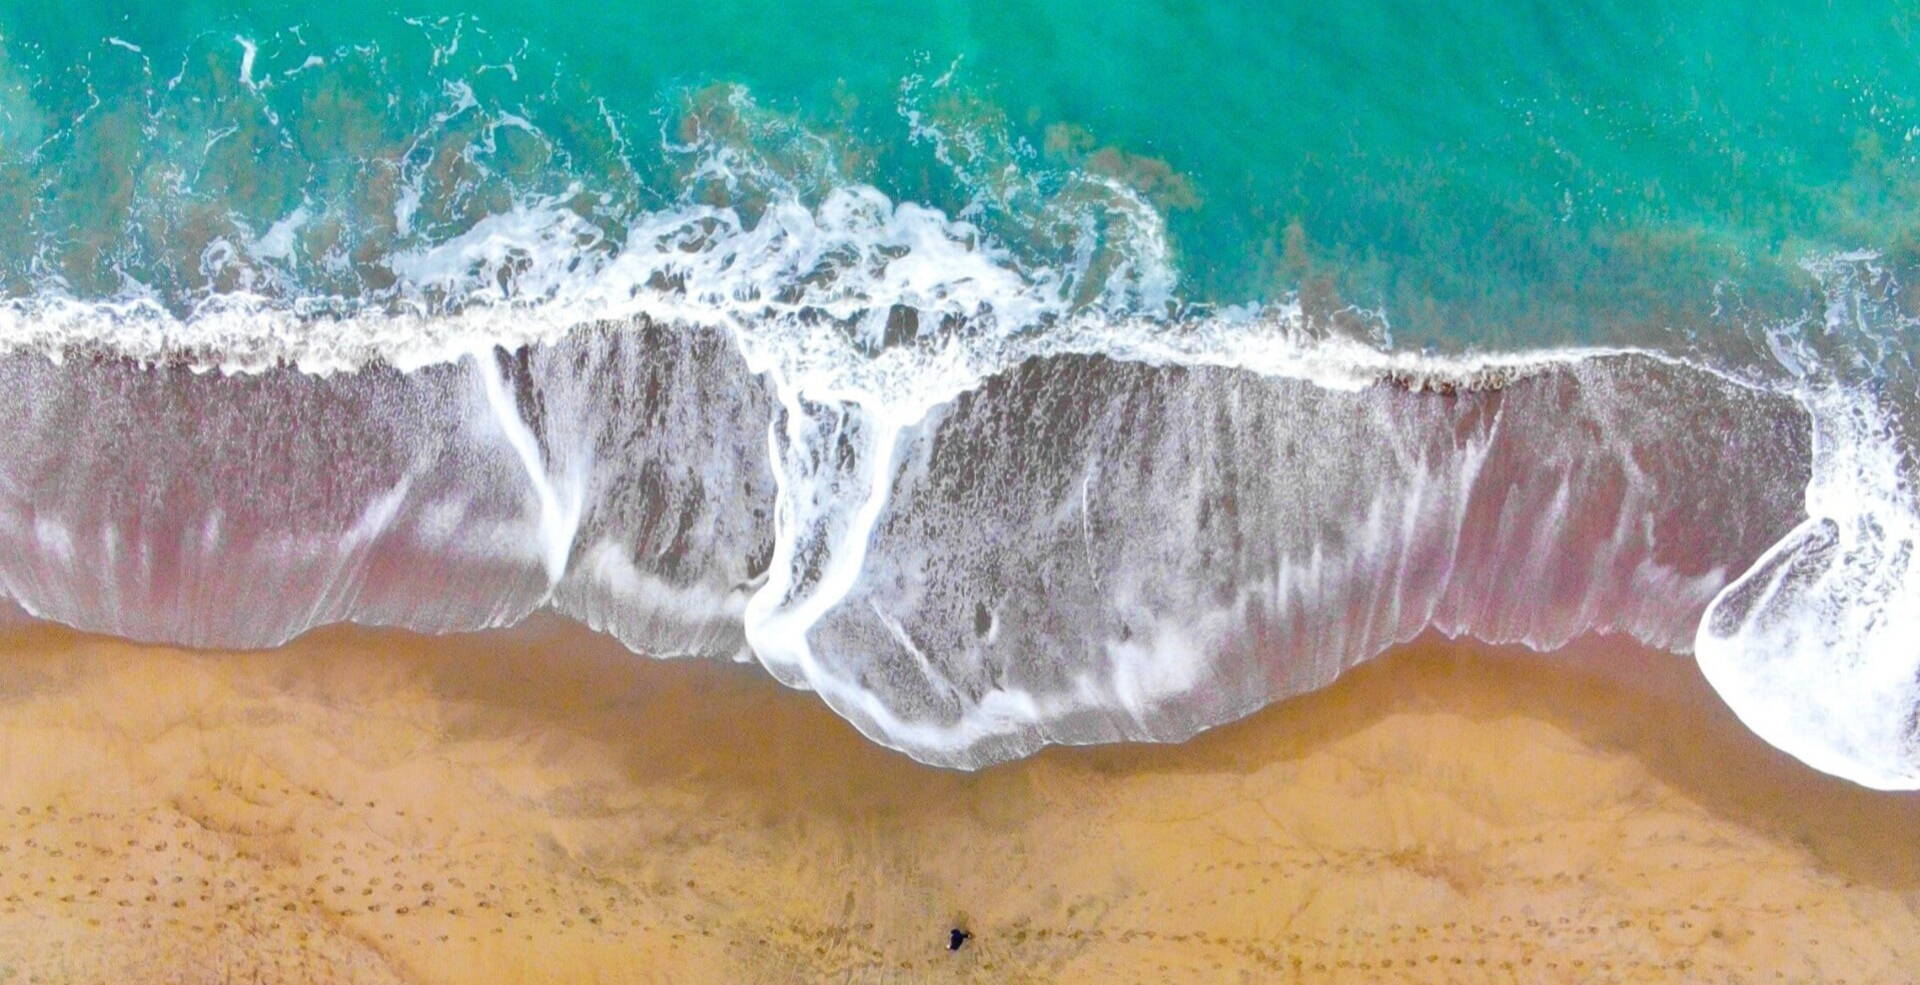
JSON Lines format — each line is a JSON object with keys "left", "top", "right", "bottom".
{"left": 0, "top": 619, "right": 1914, "bottom": 984}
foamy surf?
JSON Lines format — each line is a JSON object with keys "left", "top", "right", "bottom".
{"left": 0, "top": 278, "right": 1909, "bottom": 789}
{"left": 1, "top": 21, "right": 1915, "bottom": 790}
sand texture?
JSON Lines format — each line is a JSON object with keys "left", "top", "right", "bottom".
{"left": 0, "top": 621, "right": 1915, "bottom": 984}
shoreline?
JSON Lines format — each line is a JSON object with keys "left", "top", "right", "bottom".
{"left": 0, "top": 619, "right": 1914, "bottom": 983}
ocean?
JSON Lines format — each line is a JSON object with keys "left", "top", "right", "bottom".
{"left": 0, "top": 2, "right": 1914, "bottom": 787}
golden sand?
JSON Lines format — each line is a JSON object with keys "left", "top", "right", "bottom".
{"left": 0, "top": 620, "right": 1914, "bottom": 984}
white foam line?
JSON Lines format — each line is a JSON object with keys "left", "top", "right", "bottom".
{"left": 736, "top": 390, "right": 1063, "bottom": 756}
{"left": 736, "top": 387, "right": 1211, "bottom": 759}
{"left": 742, "top": 396, "right": 900, "bottom": 681}
{"left": 472, "top": 348, "right": 581, "bottom": 589}
{"left": 0, "top": 175, "right": 1698, "bottom": 427}
{"left": 1079, "top": 466, "right": 1102, "bottom": 594}
{"left": 234, "top": 37, "right": 258, "bottom": 90}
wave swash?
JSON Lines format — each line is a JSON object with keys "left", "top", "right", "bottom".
{"left": 1, "top": 31, "right": 1915, "bottom": 788}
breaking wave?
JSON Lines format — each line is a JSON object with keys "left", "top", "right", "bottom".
{"left": 0, "top": 24, "right": 1914, "bottom": 789}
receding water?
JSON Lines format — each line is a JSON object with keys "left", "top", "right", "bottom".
{"left": 0, "top": 2, "right": 1914, "bottom": 787}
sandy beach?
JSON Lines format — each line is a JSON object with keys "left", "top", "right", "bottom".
{"left": 0, "top": 620, "right": 1914, "bottom": 984}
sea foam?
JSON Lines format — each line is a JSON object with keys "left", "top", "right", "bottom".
{"left": 1, "top": 29, "right": 1915, "bottom": 787}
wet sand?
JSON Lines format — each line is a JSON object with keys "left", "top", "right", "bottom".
{"left": 0, "top": 620, "right": 1915, "bottom": 984}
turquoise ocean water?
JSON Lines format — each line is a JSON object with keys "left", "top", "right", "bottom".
{"left": 7, "top": 2, "right": 1920, "bottom": 342}
{"left": 0, "top": 3, "right": 1914, "bottom": 787}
